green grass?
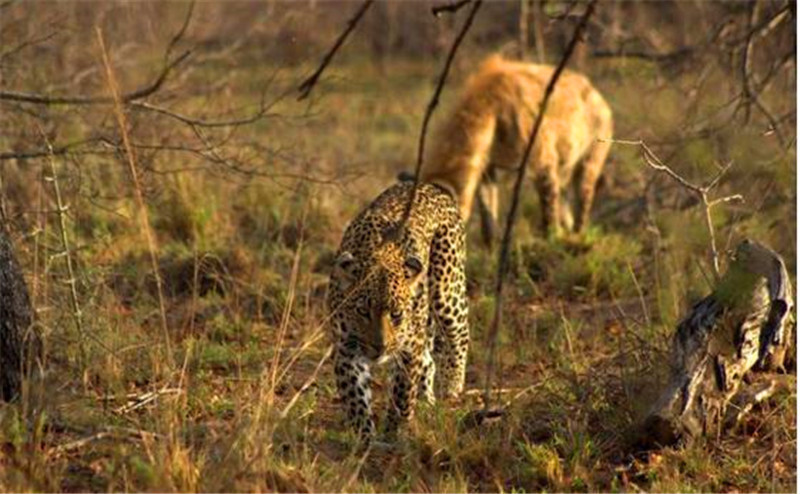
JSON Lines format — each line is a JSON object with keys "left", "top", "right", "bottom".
{"left": 0, "top": 10, "right": 796, "bottom": 492}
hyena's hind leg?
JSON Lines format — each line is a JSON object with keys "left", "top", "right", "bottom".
{"left": 559, "top": 192, "right": 575, "bottom": 233}
{"left": 476, "top": 166, "right": 499, "bottom": 248}
{"left": 573, "top": 137, "right": 611, "bottom": 233}
{"left": 533, "top": 144, "right": 561, "bottom": 237}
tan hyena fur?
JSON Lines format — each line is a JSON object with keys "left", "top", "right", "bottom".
{"left": 422, "top": 55, "right": 613, "bottom": 242}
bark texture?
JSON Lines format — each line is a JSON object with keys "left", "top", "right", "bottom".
{"left": 0, "top": 225, "right": 35, "bottom": 401}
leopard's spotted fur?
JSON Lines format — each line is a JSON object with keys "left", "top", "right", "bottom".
{"left": 327, "top": 182, "right": 469, "bottom": 440}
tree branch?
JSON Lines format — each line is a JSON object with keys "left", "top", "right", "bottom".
{"left": 602, "top": 138, "right": 746, "bottom": 278}
{"left": 0, "top": 2, "right": 194, "bottom": 106}
{"left": 128, "top": 85, "right": 287, "bottom": 129}
{"left": 398, "top": 0, "right": 482, "bottom": 233}
{"left": 0, "top": 51, "right": 190, "bottom": 105}
{"left": 0, "top": 138, "right": 109, "bottom": 161}
{"left": 483, "top": 0, "right": 597, "bottom": 409}
{"left": 431, "top": 0, "right": 472, "bottom": 17}
{"left": 296, "top": 0, "right": 374, "bottom": 101}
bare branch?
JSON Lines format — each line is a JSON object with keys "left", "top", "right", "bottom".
{"left": 0, "top": 3, "right": 194, "bottom": 106}
{"left": 164, "top": 0, "right": 195, "bottom": 63}
{"left": 483, "top": 0, "right": 597, "bottom": 409}
{"left": 602, "top": 138, "right": 746, "bottom": 278}
{"left": 0, "top": 51, "right": 190, "bottom": 106}
{"left": 738, "top": 1, "right": 787, "bottom": 145}
{"left": 547, "top": 0, "right": 581, "bottom": 20}
{"left": 297, "top": 0, "right": 374, "bottom": 101}
{"left": 638, "top": 140, "right": 703, "bottom": 192}
{"left": 399, "top": 0, "right": 483, "bottom": 232}
{"left": 704, "top": 160, "right": 734, "bottom": 191}
{"left": 0, "top": 138, "right": 110, "bottom": 161}
{"left": 47, "top": 426, "right": 164, "bottom": 458}
{"left": 708, "top": 194, "right": 745, "bottom": 208}
{"left": 37, "top": 126, "right": 87, "bottom": 366}
{"left": 593, "top": 3, "right": 790, "bottom": 73}
{"left": 0, "top": 29, "right": 60, "bottom": 64}
{"left": 129, "top": 94, "right": 283, "bottom": 129}
{"left": 431, "top": 0, "right": 471, "bottom": 17}
{"left": 740, "top": 0, "right": 761, "bottom": 125}
{"left": 729, "top": 2, "right": 792, "bottom": 46}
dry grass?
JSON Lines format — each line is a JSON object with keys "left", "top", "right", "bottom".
{"left": 0, "top": 3, "right": 795, "bottom": 492}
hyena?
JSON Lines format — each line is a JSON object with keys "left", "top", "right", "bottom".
{"left": 419, "top": 55, "right": 613, "bottom": 244}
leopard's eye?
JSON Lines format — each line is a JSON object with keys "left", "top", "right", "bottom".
{"left": 390, "top": 309, "right": 403, "bottom": 325}
{"left": 356, "top": 301, "right": 370, "bottom": 318}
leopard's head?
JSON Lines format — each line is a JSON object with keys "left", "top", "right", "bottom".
{"left": 333, "top": 242, "right": 425, "bottom": 362}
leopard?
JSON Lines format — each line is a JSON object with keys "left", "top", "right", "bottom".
{"left": 327, "top": 181, "right": 469, "bottom": 441}
{"left": 420, "top": 54, "right": 614, "bottom": 245}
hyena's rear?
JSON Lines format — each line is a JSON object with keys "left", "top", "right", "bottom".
{"left": 421, "top": 55, "right": 613, "bottom": 243}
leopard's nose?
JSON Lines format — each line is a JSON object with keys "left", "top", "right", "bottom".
{"left": 364, "top": 313, "right": 394, "bottom": 361}
{"left": 380, "top": 312, "right": 395, "bottom": 345}
{"left": 364, "top": 341, "right": 384, "bottom": 360}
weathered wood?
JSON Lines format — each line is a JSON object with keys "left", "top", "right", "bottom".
{"left": 639, "top": 239, "right": 794, "bottom": 448}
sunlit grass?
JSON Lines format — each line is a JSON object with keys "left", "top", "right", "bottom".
{"left": 0, "top": 11, "right": 795, "bottom": 491}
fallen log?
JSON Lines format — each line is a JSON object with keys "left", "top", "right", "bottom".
{"left": 639, "top": 239, "right": 794, "bottom": 447}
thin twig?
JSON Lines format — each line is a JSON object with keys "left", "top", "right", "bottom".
{"left": 483, "top": 0, "right": 597, "bottom": 410}
{"left": 0, "top": 2, "right": 193, "bottom": 106}
{"left": 46, "top": 426, "right": 164, "bottom": 458}
{"left": 47, "top": 431, "right": 113, "bottom": 457}
{"left": 627, "top": 262, "right": 650, "bottom": 327}
{"left": 600, "top": 138, "right": 745, "bottom": 278}
{"left": 113, "top": 388, "right": 181, "bottom": 415}
{"left": 0, "top": 2, "right": 194, "bottom": 105}
{"left": 740, "top": 0, "right": 760, "bottom": 125}
{"left": 0, "top": 51, "right": 190, "bottom": 105}
{"left": 463, "top": 387, "right": 525, "bottom": 396}
{"left": 279, "top": 345, "right": 332, "bottom": 419}
{"left": 431, "top": 0, "right": 472, "bottom": 17}
{"left": 0, "top": 139, "right": 111, "bottom": 161}
{"left": 129, "top": 94, "right": 282, "bottom": 129}
{"left": 164, "top": 0, "right": 195, "bottom": 62}
{"left": 297, "top": 0, "right": 374, "bottom": 101}
{"left": 0, "top": 30, "right": 60, "bottom": 64}
{"left": 38, "top": 127, "right": 87, "bottom": 367}
{"left": 399, "top": 0, "right": 483, "bottom": 233}
{"left": 738, "top": 0, "right": 787, "bottom": 146}
{"left": 708, "top": 194, "right": 745, "bottom": 208}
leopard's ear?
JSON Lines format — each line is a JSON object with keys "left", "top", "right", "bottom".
{"left": 404, "top": 254, "right": 424, "bottom": 281}
{"left": 334, "top": 251, "right": 357, "bottom": 288}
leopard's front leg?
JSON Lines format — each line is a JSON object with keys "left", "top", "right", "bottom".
{"left": 418, "top": 328, "right": 436, "bottom": 405}
{"left": 384, "top": 346, "right": 424, "bottom": 437}
{"left": 333, "top": 348, "right": 375, "bottom": 440}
